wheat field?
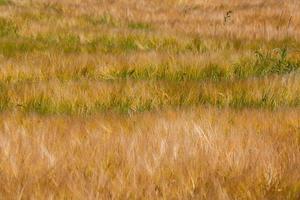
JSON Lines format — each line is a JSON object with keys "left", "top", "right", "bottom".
{"left": 0, "top": 0, "right": 300, "bottom": 199}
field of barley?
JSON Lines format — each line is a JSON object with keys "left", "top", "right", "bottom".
{"left": 0, "top": 0, "right": 300, "bottom": 199}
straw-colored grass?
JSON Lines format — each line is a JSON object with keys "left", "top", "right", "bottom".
{"left": 0, "top": 0, "right": 300, "bottom": 199}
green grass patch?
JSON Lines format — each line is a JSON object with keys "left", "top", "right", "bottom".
{"left": 200, "top": 64, "right": 228, "bottom": 81}
{"left": 0, "top": 79, "right": 297, "bottom": 116}
{"left": 83, "top": 13, "right": 118, "bottom": 27}
{"left": 128, "top": 21, "right": 152, "bottom": 30}
{"left": 23, "top": 94, "right": 54, "bottom": 115}
{"left": 59, "top": 34, "right": 81, "bottom": 53}
{"left": 186, "top": 37, "right": 208, "bottom": 53}
{"left": 86, "top": 35, "right": 139, "bottom": 53}
{"left": 0, "top": 0, "right": 10, "bottom": 6}
{"left": 87, "top": 35, "right": 185, "bottom": 53}
{"left": 0, "top": 33, "right": 82, "bottom": 56}
{"left": 1, "top": 48, "right": 299, "bottom": 82}
{"left": 234, "top": 48, "right": 300, "bottom": 79}
{"left": 0, "top": 83, "right": 9, "bottom": 112}
{"left": 0, "top": 38, "right": 36, "bottom": 57}
{"left": 0, "top": 17, "right": 18, "bottom": 37}
{"left": 104, "top": 63, "right": 229, "bottom": 82}
{"left": 15, "top": 91, "right": 298, "bottom": 115}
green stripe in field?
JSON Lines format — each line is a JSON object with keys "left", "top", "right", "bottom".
{"left": 1, "top": 49, "right": 299, "bottom": 83}
{"left": 0, "top": 77, "right": 299, "bottom": 115}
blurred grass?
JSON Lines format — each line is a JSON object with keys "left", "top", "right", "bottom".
{"left": 0, "top": 0, "right": 10, "bottom": 6}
